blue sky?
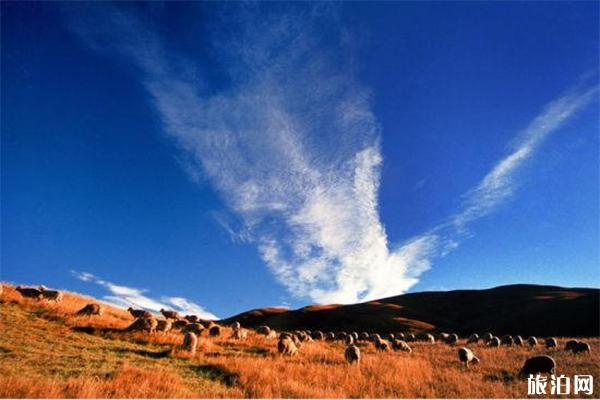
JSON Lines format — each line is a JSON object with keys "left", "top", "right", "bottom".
{"left": 2, "top": 2, "right": 598, "bottom": 319}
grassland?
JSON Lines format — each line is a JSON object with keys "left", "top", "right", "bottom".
{"left": 0, "top": 283, "right": 598, "bottom": 398}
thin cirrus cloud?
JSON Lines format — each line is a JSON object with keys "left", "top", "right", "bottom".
{"left": 66, "top": 4, "right": 597, "bottom": 305}
{"left": 71, "top": 270, "right": 218, "bottom": 319}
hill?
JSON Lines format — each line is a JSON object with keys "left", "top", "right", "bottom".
{"left": 222, "top": 284, "right": 600, "bottom": 337}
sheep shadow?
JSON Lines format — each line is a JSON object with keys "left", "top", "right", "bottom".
{"left": 111, "top": 347, "right": 171, "bottom": 359}
{"left": 242, "top": 346, "right": 270, "bottom": 357}
{"left": 484, "top": 370, "right": 516, "bottom": 383}
{"left": 190, "top": 364, "right": 240, "bottom": 387}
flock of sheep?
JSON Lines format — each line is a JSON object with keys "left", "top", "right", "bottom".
{"left": 13, "top": 284, "right": 593, "bottom": 379}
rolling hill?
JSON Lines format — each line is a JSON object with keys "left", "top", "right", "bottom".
{"left": 222, "top": 284, "right": 600, "bottom": 337}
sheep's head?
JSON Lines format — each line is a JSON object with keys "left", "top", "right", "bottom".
{"left": 473, "top": 356, "right": 480, "bottom": 364}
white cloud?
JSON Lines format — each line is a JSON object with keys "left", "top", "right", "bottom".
{"left": 71, "top": 270, "right": 218, "bottom": 319}
{"left": 66, "top": 5, "right": 597, "bottom": 305}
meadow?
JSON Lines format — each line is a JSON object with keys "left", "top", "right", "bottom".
{"left": 0, "top": 283, "right": 598, "bottom": 398}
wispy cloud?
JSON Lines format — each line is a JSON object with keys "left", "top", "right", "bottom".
{"left": 71, "top": 270, "right": 218, "bottom": 319}
{"left": 66, "top": 4, "right": 597, "bottom": 304}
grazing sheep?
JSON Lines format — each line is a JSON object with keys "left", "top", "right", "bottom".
{"left": 488, "top": 337, "right": 500, "bottom": 347}
{"left": 160, "top": 309, "right": 181, "bottom": 320}
{"left": 446, "top": 333, "right": 458, "bottom": 345}
{"left": 467, "top": 334, "right": 479, "bottom": 344}
{"left": 266, "top": 329, "right": 278, "bottom": 339}
{"left": 396, "top": 332, "right": 405, "bottom": 340}
{"left": 231, "top": 321, "right": 241, "bottom": 330}
{"left": 76, "top": 303, "right": 102, "bottom": 316}
{"left": 325, "top": 332, "right": 336, "bottom": 341}
{"left": 184, "top": 315, "right": 199, "bottom": 323}
{"left": 458, "top": 347, "right": 480, "bottom": 368}
{"left": 425, "top": 333, "right": 435, "bottom": 343}
{"left": 344, "top": 345, "right": 360, "bottom": 364}
{"left": 182, "top": 332, "right": 198, "bottom": 354}
{"left": 392, "top": 339, "right": 412, "bottom": 353}
{"left": 184, "top": 323, "right": 204, "bottom": 335}
{"left": 345, "top": 335, "right": 355, "bottom": 345}
{"left": 311, "top": 331, "right": 324, "bottom": 340}
{"left": 386, "top": 333, "right": 395, "bottom": 341}
{"left": 573, "top": 341, "right": 591, "bottom": 354}
{"left": 359, "top": 332, "right": 370, "bottom": 341}
{"left": 545, "top": 337, "right": 558, "bottom": 349}
{"left": 514, "top": 335, "right": 524, "bottom": 346}
{"left": 231, "top": 328, "right": 248, "bottom": 340}
{"left": 156, "top": 319, "right": 172, "bottom": 333}
{"left": 202, "top": 320, "right": 217, "bottom": 329}
{"left": 127, "top": 307, "right": 152, "bottom": 319}
{"left": 374, "top": 338, "right": 390, "bottom": 351}
{"left": 519, "top": 355, "right": 556, "bottom": 377}
{"left": 278, "top": 337, "right": 298, "bottom": 356}
{"left": 406, "top": 333, "right": 416, "bottom": 342}
{"left": 38, "top": 286, "right": 63, "bottom": 302}
{"left": 565, "top": 340, "right": 579, "bottom": 352}
{"left": 370, "top": 333, "right": 382, "bottom": 342}
{"left": 438, "top": 332, "right": 450, "bottom": 341}
{"left": 501, "top": 335, "right": 514, "bottom": 346}
{"left": 482, "top": 332, "right": 493, "bottom": 342}
{"left": 209, "top": 325, "right": 221, "bottom": 337}
{"left": 127, "top": 318, "right": 157, "bottom": 333}
{"left": 172, "top": 320, "right": 189, "bottom": 330}
{"left": 15, "top": 286, "right": 42, "bottom": 300}
{"left": 351, "top": 332, "right": 359, "bottom": 341}
{"left": 527, "top": 336, "right": 538, "bottom": 347}
{"left": 256, "top": 325, "right": 271, "bottom": 336}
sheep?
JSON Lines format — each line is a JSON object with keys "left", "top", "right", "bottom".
{"left": 396, "top": 332, "right": 405, "bottom": 340}
{"left": 514, "top": 335, "right": 524, "bottom": 346}
{"left": 182, "top": 332, "right": 198, "bottom": 354}
{"left": 488, "top": 337, "right": 500, "bottom": 347}
{"left": 231, "top": 321, "right": 241, "bottom": 330}
{"left": 344, "top": 345, "right": 360, "bottom": 364}
{"left": 231, "top": 328, "right": 248, "bottom": 340}
{"left": 345, "top": 335, "right": 355, "bottom": 345}
{"left": 127, "top": 307, "right": 152, "bottom": 319}
{"left": 573, "top": 341, "right": 591, "bottom": 354}
{"left": 446, "top": 333, "right": 458, "bottom": 345}
{"left": 565, "top": 339, "right": 579, "bottom": 352}
{"left": 278, "top": 337, "right": 298, "bottom": 356}
{"left": 298, "top": 332, "right": 313, "bottom": 343}
{"left": 325, "top": 332, "right": 336, "bottom": 341}
{"left": 392, "top": 339, "right": 412, "bottom": 353}
{"left": 202, "top": 320, "right": 217, "bottom": 329}
{"left": 370, "top": 333, "right": 382, "bottom": 342}
{"left": 256, "top": 325, "right": 271, "bottom": 336}
{"left": 351, "top": 332, "right": 359, "bottom": 341}
{"left": 482, "top": 332, "right": 493, "bottom": 342}
{"left": 519, "top": 355, "right": 556, "bottom": 378}
{"left": 160, "top": 309, "right": 181, "bottom": 320}
{"left": 15, "top": 286, "right": 42, "bottom": 300}
{"left": 466, "top": 334, "right": 479, "bottom": 344}
{"left": 359, "top": 332, "right": 370, "bottom": 341}
{"left": 406, "top": 333, "right": 416, "bottom": 342}
{"left": 545, "top": 337, "right": 558, "bottom": 349}
{"left": 172, "top": 320, "right": 189, "bottom": 330}
{"left": 424, "top": 333, "right": 435, "bottom": 343}
{"left": 184, "top": 315, "right": 199, "bottom": 323}
{"left": 385, "top": 333, "right": 395, "bottom": 341}
{"left": 156, "top": 319, "right": 172, "bottom": 333}
{"left": 311, "top": 331, "right": 324, "bottom": 340}
{"left": 374, "top": 338, "right": 390, "bottom": 351}
{"left": 527, "top": 336, "right": 538, "bottom": 347}
{"left": 184, "top": 323, "right": 204, "bottom": 335}
{"left": 76, "top": 303, "right": 102, "bottom": 316}
{"left": 38, "top": 286, "right": 63, "bottom": 302}
{"left": 209, "top": 325, "right": 221, "bottom": 337}
{"left": 458, "top": 347, "right": 480, "bottom": 367}
{"left": 266, "top": 329, "right": 278, "bottom": 339}
{"left": 566, "top": 340, "right": 591, "bottom": 354}
{"left": 501, "top": 335, "right": 514, "bottom": 346}
{"left": 438, "top": 332, "right": 450, "bottom": 341}
{"left": 127, "top": 318, "right": 157, "bottom": 333}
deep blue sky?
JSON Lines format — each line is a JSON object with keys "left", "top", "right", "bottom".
{"left": 2, "top": 2, "right": 598, "bottom": 318}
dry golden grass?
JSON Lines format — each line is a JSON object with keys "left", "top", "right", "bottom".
{"left": 1, "top": 282, "right": 598, "bottom": 398}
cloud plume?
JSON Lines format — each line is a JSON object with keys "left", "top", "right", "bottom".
{"left": 67, "top": 4, "right": 597, "bottom": 304}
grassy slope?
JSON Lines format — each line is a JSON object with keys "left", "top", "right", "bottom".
{"left": 1, "top": 283, "right": 599, "bottom": 398}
